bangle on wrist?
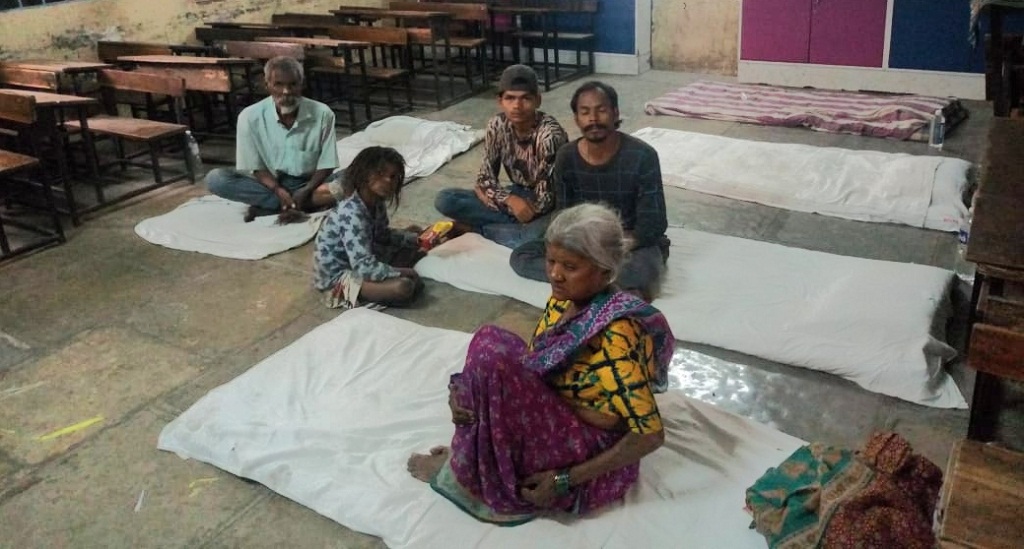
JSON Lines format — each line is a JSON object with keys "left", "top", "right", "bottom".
{"left": 553, "top": 468, "right": 571, "bottom": 496}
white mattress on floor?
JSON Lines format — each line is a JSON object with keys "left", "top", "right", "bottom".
{"left": 134, "top": 196, "right": 326, "bottom": 260}
{"left": 632, "top": 127, "right": 971, "bottom": 232}
{"left": 415, "top": 229, "right": 966, "bottom": 408}
{"left": 337, "top": 116, "right": 483, "bottom": 179}
{"left": 158, "top": 309, "right": 805, "bottom": 549}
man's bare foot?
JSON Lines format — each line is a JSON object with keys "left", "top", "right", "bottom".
{"left": 406, "top": 446, "right": 449, "bottom": 482}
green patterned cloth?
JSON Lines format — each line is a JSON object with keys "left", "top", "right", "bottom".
{"left": 745, "top": 432, "right": 943, "bottom": 549}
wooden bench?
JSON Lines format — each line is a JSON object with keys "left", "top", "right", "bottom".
{"left": 389, "top": 1, "right": 489, "bottom": 90}
{"left": 0, "top": 66, "right": 59, "bottom": 91}
{"left": 270, "top": 12, "right": 341, "bottom": 33}
{"left": 936, "top": 440, "right": 1024, "bottom": 548}
{"left": 64, "top": 69, "right": 195, "bottom": 202}
{"left": 322, "top": 26, "right": 413, "bottom": 118}
{"left": 97, "top": 41, "right": 175, "bottom": 64}
{"left": 194, "top": 25, "right": 291, "bottom": 45}
{"left": 0, "top": 92, "right": 65, "bottom": 259}
{"left": 506, "top": 0, "right": 597, "bottom": 89}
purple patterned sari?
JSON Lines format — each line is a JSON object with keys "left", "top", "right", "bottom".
{"left": 430, "top": 291, "right": 674, "bottom": 525}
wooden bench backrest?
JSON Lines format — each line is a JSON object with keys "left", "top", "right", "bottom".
{"left": 0, "top": 67, "right": 59, "bottom": 91}
{"left": 97, "top": 41, "right": 175, "bottom": 63}
{"left": 493, "top": 0, "right": 597, "bottom": 12}
{"left": 0, "top": 91, "right": 37, "bottom": 125}
{"left": 223, "top": 40, "right": 306, "bottom": 61}
{"left": 97, "top": 69, "right": 187, "bottom": 98}
{"left": 327, "top": 25, "right": 409, "bottom": 46}
{"left": 271, "top": 12, "right": 340, "bottom": 28}
{"left": 195, "top": 26, "right": 287, "bottom": 44}
{"left": 388, "top": 1, "right": 488, "bottom": 22}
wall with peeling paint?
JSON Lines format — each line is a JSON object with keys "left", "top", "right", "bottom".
{"left": 651, "top": 0, "right": 739, "bottom": 75}
{"left": 0, "top": 0, "right": 379, "bottom": 61}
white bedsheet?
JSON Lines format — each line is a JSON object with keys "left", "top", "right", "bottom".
{"left": 134, "top": 196, "right": 326, "bottom": 260}
{"left": 415, "top": 229, "right": 966, "bottom": 408}
{"left": 158, "top": 309, "right": 805, "bottom": 549}
{"left": 337, "top": 116, "right": 483, "bottom": 179}
{"left": 632, "top": 127, "right": 971, "bottom": 232}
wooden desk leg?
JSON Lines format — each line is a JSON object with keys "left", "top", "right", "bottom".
{"left": 430, "top": 35, "right": 442, "bottom": 108}
{"left": 968, "top": 370, "right": 1002, "bottom": 441}
{"left": 541, "top": 14, "right": 551, "bottom": 92}
{"left": 991, "top": 7, "right": 1010, "bottom": 117}
{"left": 76, "top": 107, "right": 100, "bottom": 178}
{"left": 342, "top": 48, "right": 357, "bottom": 130}
{"left": 32, "top": 112, "right": 82, "bottom": 226}
{"left": 358, "top": 48, "right": 371, "bottom": 126}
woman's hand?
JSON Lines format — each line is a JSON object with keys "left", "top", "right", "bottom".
{"left": 520, "top": 471, "right": 559, "bottom": 508}
{"left": 448, "top": 384, "right": 475, "bottom": 425}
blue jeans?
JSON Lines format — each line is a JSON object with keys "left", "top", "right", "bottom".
{"left": 510, "top": 239, "right": 667, "bottom": 297}
{"left": 206, "top": 168, "right": 342, "bottom": 210}
{"left": 434, "top": 187, "right": 549, "bottom": 249}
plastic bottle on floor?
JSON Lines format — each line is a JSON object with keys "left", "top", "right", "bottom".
{"left": 953, "top": 209, "right": 975, "bottom": 284}
{"left": 184, "top": 130, "right": 203, "bottom": 176}
{"left": 929, "top": 109, "right": 946, "bottom": 150}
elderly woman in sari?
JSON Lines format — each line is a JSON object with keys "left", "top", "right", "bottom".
{"left": 407, "top": 203, "right": 675, "bottom": 524}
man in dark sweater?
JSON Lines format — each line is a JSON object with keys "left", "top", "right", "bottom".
{"left": 509, "top": 81, "right": 669, "bottom": 300}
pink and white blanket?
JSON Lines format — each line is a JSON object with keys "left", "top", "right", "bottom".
{"left": 644, "top": 81, "right": 966, "bottom": 141}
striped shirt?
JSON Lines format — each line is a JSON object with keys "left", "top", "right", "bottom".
{"left": 555, "top": 134, "right": 668, "bottom": 249}
{"left": 476, "top": 111, "right": 568, "bottom": 215}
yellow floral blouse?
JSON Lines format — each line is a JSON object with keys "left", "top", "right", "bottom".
{"left": 531, "top": 297, "right": 663, "bottom": 434}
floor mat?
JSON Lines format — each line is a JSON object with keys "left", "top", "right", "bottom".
{"left": 632, "top": 127, "right": 971, "bottom": 231}
{"left": 158, "top": 308, "right": 805, "bottom": 548}
{"left": 414, "top": 229, "right": 966, "bottom": 408}
{"left": 644, "top": 81, "right": 967, "bottom": 141}
{"left": 134, "top": 196, "right": 326, "bottom": 260}
{"left": 336, "top": 116, "right": 483, "bottom": 180}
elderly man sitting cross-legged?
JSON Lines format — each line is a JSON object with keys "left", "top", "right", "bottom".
{"left": 205, "top": 56, "right": 344, "bottom": 221}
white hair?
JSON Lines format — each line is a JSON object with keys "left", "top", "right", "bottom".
{"left": 264, "top": 56, "right": 304, "bottom": 82}
{"left": 544, "top": 203, "right": 630, "bottom": 282}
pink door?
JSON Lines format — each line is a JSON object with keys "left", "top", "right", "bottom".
{"left": 740, "top": 0, "right": 813, "bottom": 63}
{"left": 808, "top": 0, "right": 888, "bottom": 67}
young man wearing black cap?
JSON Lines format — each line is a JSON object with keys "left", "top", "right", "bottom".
{"left": 434, "top": 64, "right": 568, "bottom": 248}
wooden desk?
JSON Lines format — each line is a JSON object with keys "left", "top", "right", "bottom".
{"left": 117, "top": 55, "right": 256, "bottom": 136}
{"left": 256, "top": 36, "right": 371, "bottom": 51}
{"left": 936, "top": 440, "right": 1024, "bottom": 548}
{"left": 332, "top": 8, "right": 455, "bottom": 106}
{"left": 0, "top": 90, "right": 99, "bottom": 224}
{"left": 116, "top": 55, "right": 254, "bottom": 92}
{"left": 0, "top": 60, "right": 113, "bottom": 94}
{"left": 965, "top": 117, "right": 1024, "bottom": 441}
{"left": 971, "top": 0, "right": 1024, "bottom": 115}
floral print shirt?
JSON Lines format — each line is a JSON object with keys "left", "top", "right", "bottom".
{"left": 313, "top": 192, "right": 416, "bottom": 290}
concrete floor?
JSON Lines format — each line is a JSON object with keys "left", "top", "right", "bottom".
{"left": 0, "top": 70, "right": 995, "bottom": 547}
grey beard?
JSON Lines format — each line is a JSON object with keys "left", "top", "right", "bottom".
{"left": 278, "top": 101, "right": 298, "bottom": 114}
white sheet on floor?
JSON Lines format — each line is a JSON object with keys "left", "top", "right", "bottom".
{"left": 134, "top": 196, "right": 326, "bottom": 260}
{"left": 631, "top": 127, "right": 971, "bottom": 232}
{"left": 158, "top": 309, "right": 805, "bottom": 549}
{"left": 336, "top": 116, "right": 483, "bottom": 179}
{"left": 415, "top": 229, "right": 966, "bottom": 408}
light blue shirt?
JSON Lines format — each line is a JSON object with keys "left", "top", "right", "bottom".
{"left": 235, "top": 96, "right": 339, "bottom": 177}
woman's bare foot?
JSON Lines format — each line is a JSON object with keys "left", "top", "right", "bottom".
{"left": 406, "top": 446, "right": 449, "bottom": 482}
